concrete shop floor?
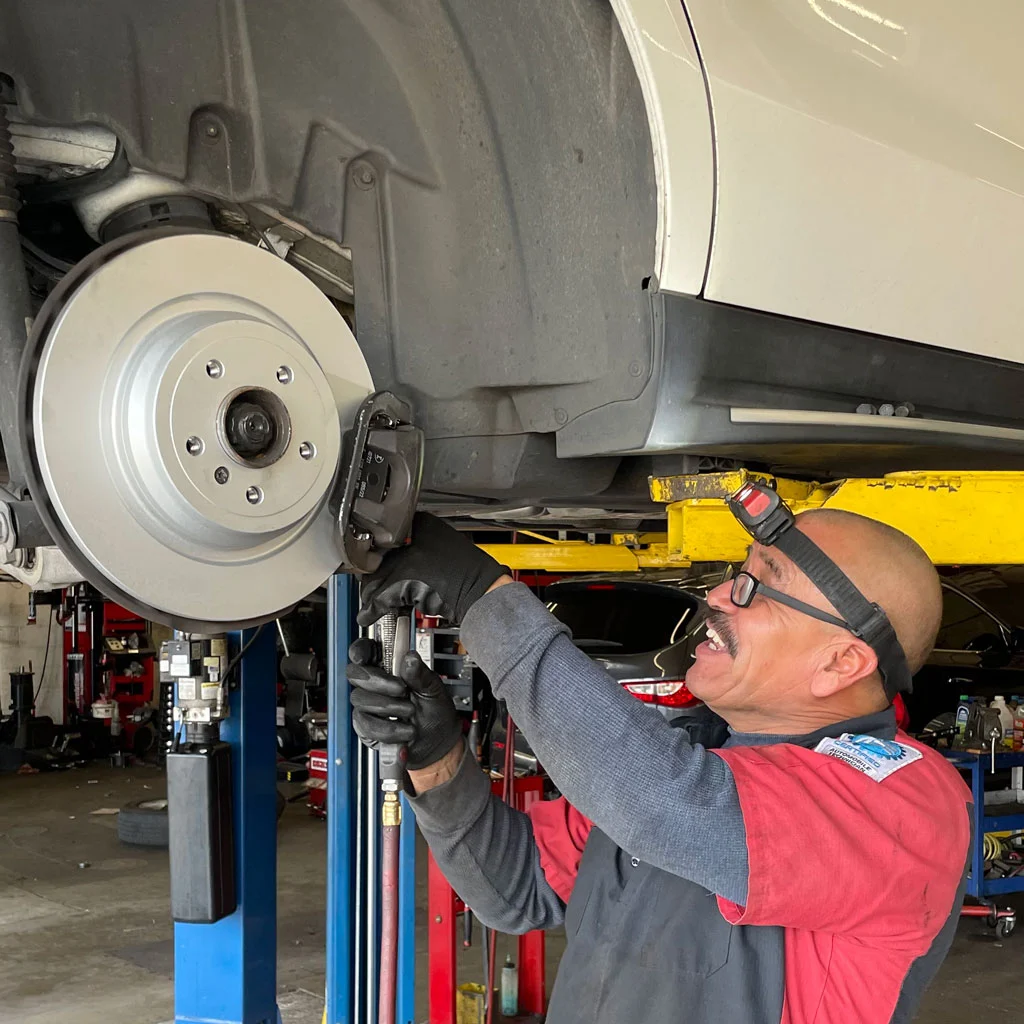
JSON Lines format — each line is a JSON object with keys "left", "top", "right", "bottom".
{"left": 0, "top": 765, "right": 1020, "bottom": 1024}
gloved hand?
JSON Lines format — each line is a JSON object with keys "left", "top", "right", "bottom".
{"left": 356, "top": 512, "right": 508, "bottom": 626}
{"left": 347, "top": 638, "right": 463, "bottom": 771}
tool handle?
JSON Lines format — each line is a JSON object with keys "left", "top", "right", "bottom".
{"left": 378, "top": 740, "right": 407, "bottom": 785}
{"left": 377, "top": 612, "right": 413, "bottom": 788}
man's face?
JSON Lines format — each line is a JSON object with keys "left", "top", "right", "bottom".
{"left": 685, "top": 542, "right": 843, "bottom": 718}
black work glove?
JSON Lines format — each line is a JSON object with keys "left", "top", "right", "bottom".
{"left": 357, "top": 512, "right": 508, "bottom": 626}
{"left": 347, "top": 638, "right": 462, "bottom": 771}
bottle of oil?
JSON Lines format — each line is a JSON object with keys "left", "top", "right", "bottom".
{"left": 955, "top": 695, "right": 971, "bottom": 744}
{"left": 1013, "top": 701, "right": 1024, "bottom": 752}
{"left": 500, "top": 953, "right": 518, "bottom": 1017}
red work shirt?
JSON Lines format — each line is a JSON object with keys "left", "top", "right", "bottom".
{"left": 528, "top": 731, "right": 971, "bottom": 1024}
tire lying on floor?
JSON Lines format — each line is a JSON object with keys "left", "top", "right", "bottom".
{"left": 117, "top": 792, "right": 288, "bottom": 848}
{"left": 117, "top": 799, "right": 170, "bottom": 848}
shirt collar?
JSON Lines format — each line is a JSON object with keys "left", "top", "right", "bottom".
{"left": 724, "top": 706, "right": 898, "bottom": 750}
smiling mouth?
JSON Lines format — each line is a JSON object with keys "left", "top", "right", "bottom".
{"left": 704, "top": 622, "right": 728, "bottom": 653}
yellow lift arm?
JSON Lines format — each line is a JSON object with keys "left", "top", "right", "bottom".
{"left": 479, "top": 470, "right": 1023, "bottom": 572}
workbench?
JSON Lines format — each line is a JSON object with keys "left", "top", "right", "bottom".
{"left": 942, "top": 749, "right": 1024, "bottom": 900}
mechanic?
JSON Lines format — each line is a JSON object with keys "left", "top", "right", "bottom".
{"left": 348, "top": 503, "right": 973, "bottom": 1024}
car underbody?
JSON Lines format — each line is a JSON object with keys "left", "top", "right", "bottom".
{"left": 2, "top": 2, "right": 1024, "bottom": 628}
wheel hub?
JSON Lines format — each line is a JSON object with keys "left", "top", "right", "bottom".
{"left": 23, "top": 231, "right": 373, "bottom": 629}
{"left": 223, "top": 390, "right": 284, "bottom": 463}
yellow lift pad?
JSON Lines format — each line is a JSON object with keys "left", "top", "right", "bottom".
{"left": 480, "top": 470, "right": 1022, "bottom": 571}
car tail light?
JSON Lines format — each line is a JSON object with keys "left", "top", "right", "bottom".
{"left": 621, "top": 679, "right": 699, "bottom": 708}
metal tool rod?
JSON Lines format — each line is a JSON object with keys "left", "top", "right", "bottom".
{"left": 275, "top": 618, "right": 290, "bottom": 656}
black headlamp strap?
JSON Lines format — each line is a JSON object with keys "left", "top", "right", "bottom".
{"left": 772, "top": 529, "right": 878, "bottom": 637}
{"left": 727, "top": 482, "right": 913, "bottom": 700}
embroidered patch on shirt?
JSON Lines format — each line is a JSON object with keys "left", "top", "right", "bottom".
{"left": 813, "top": 733, "right": 923, "bottom": 782}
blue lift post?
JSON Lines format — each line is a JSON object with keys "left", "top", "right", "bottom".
{"left": 327, "top": 575, "right": 357, "bottom": 1024}
{"left": 171, "top": 580, "right": 415, "bottom": 1024}
{"left": 174, "top": 625, "right": 281, "bottom": 1024}
{"left": 398, "top": 792, "right": 417, "bottom": 1024}
{"left": 326, "top": 573, "right": 417, "bottom": 1024}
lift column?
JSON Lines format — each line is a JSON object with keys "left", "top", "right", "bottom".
{"left": 326, "top": 574, "right": 417, "bottom": 1024}
{"left": 173, "top": 626, "right": 281, "bottom": 1024}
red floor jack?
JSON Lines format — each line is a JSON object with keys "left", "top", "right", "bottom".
{"left": 960, "top": 901, "right": 1017, "bottom": 939}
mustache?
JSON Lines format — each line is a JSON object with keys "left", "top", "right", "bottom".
{"left": 705, "top": 611, "right": 739, "bottom": 657}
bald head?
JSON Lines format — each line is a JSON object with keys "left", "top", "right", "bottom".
{"left": 795, "top": 509, "right": 942, "bottom": 675}
{"left": 690, "top": 504, "right": 943, "bottom": 731}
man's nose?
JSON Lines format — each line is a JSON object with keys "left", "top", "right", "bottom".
{"left": 706, "top": 579, "right": 734, "bottom": 612}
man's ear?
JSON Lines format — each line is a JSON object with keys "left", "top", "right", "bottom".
{"left": 809, "top": 638, "right": 878, "bottom": 699}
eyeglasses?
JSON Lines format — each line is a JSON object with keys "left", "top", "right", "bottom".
{"left": 730, "top": 570, "right": 852, "bottom": 632}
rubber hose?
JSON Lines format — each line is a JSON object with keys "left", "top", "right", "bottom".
{"left": 377, "top": 610, "right": 403, "bottom": 1024}
{"left": 0, "top": 104, "right": 31, "bottom": 493}
{"left": 984, "top": 833, "right": 1003, "bottom": 862}
{"left": 379, "top": 819, "right": 399, "bottom": 1024}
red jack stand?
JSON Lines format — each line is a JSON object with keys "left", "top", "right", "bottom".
{"left": 428, "top": 775, "right": 547, "bottom": 1023}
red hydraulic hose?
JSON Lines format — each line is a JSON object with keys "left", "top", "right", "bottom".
{"left": 379, "top": 810, "right": 400, "bottom": 1024}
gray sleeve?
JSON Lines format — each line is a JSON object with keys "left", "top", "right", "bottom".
{"left": 409, "top": 740, "right": 566, "bottom": 933}
{"left": 461, "top": 583, "right": 749, "bottom": 904}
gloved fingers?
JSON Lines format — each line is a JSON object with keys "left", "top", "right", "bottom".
{"left": 413, "top": 511, "right": 476, "bottom": 551}
{"left": 346, "top": 662, "right": 408, "bottom": 697}
{"left": 349, "top": 687, "right": 415, "bottom": 720}
{"left": 356, "top": 579, "right": 448, "bottom": 626}
{"left": 414, "top": 512, "right": 509, "bottom": 578}
{"left": 351, "top": 711, "right": 416, "bottom": 746}
{"left": 348, "top": 638, "right": 378, "bottom": 666}
{"left": 356, "top": 575, "right": 421, "bottom": 627}
{"left": 399, "top": 650, "right": 444, "bottom": 696}
{"left": 354, "top": 576, "right": 386, "bottom": 627}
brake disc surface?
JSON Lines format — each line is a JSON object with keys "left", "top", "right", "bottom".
{"left": 22, "top": 231, "right": 373, "bottom": 629}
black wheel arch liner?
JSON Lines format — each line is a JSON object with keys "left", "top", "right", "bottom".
{"left": 0, "top": 0, "right": 658, "bottom": 493}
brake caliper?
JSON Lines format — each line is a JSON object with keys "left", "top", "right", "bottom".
{"left": 336, "top": 391, "right": 423, "bottom": 573}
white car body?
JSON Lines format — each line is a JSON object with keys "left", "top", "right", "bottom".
{"left": 621, "top": 0, "right": 1024, "bottom": 362}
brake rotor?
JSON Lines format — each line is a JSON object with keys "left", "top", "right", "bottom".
{"left": 20, "top": 230, "right": 373, "bottom": 630}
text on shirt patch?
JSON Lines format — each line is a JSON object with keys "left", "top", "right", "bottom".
{"left": 813, "top": 733, "right": 923, "bottom": 782}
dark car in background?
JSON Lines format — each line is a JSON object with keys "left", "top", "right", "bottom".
{"left": 543, "top": 574, "right": 715, "bottom": 720}
{"left": 542, "top": 572, "right": 1024, "bottom": 740}
{"left": 489, "top": 573, "right": 723, "bottom": 774}
{"left": 909, "top": 575, "right": 1024, "bottom": 732}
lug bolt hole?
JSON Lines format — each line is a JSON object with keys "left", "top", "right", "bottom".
{"left": 298, "top": 441, "right": 316, "bottom": 461}
{"left": 276, "top": 365, "right": 293, "bottom": 385}
{"left": 206, "top": 359, "right": 224, "bottom": 379}
{"left": 214, "top": 466, "right": 230, "bottom": 485}
{"left": 246, "top": 486, "right": 263, "bottom": 505}
{"left": 185, "top": 436, "right": 204, "bottom": 456}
